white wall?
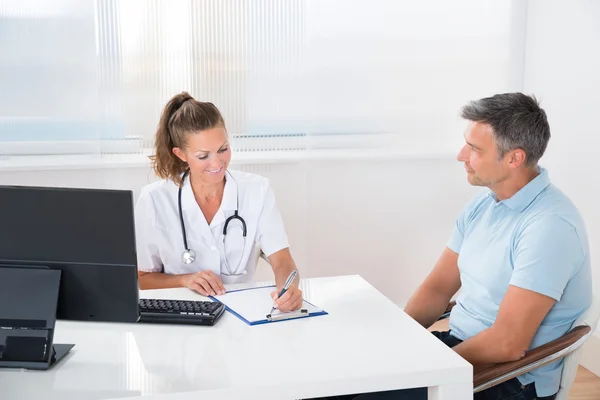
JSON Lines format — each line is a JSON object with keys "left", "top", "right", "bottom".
{"left": 523, "top": 0, "right": 600, "bottom": 334}
{"left": 0, "top": 156, "right": 477, "bottom": 306}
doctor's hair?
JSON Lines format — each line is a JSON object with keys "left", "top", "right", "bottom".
{"left": 460, "top": 92, "right": 550, "bottom": 167}
{"left": 151, "top": 91, "right": 226, "bottom": 186}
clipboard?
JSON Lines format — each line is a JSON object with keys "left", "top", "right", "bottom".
{"left": 209, "top": 285, "right": 328, "bottom": 326}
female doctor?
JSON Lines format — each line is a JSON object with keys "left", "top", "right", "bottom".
{"left": 135, "top": 92, "right": 302, "bottom": 312}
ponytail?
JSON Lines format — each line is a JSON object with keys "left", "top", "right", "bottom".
{"left": 150, "top": 91, "right": 225, "bottom": 186}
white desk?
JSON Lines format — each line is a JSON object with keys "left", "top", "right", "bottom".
{"left": 0, "top": 275, "right": 472, "bottom": 400}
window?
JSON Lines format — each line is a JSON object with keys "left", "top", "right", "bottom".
{"left": 0, "top": 0, "right": 525, "bottom": 162}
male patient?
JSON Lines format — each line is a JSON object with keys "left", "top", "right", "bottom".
{"left": 321, "top": 93, "right": 592, "bottom": 400}
{"left": 402, "top": 92, "right": 593, "bottom": 400}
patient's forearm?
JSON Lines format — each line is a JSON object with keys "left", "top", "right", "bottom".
{"left": 453, "top": 327, "right": 525, "bottom": 369}
{"left": 404, "top": 285, "right": 452, "bottom": 329}
{"left": 138, "top": 272, "right": 185, "bottom": 290}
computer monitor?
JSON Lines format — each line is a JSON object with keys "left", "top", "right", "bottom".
{"left": 0, "top": 185, "right": 140, "bottom": 323}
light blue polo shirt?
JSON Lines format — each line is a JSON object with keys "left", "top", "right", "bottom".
{"left": 447, "top": 166, "right": 592, "bottom": 397}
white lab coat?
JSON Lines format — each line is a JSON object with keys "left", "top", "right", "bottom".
{"left": 134, "top": 169, "right": 289, "bottom": 284}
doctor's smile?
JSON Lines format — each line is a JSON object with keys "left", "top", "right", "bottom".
{"left": 205, "top": 166, "right": 223, "bottom": 174}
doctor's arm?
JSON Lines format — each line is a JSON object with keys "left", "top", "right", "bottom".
{"left": 138, "top": 271, "right": 184, "bottom": 290}
{"left": 256, "top": 182, "right": 302, "bottom": 312}
{"left": 268, "top": 248, "right": 303, "bottom": 312}
{"left": 404, "top": 247, "right": 462, "bottom": 329}
{"left": 137, "top": 270, "right": 225, "bottom": 295}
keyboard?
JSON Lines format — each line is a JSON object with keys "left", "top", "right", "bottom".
{"left": 138, "top": 298, "right": 226, "bottom": 326}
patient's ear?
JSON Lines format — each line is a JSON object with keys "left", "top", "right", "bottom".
{"left": 507, "top": 149, "right": 526, "bottom": 169}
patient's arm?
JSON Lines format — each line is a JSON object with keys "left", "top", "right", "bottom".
{"left": 452, "top": 285, "right": 555, "bottom": 369}
{"left": 404, "top": 247, "right": 462, "bottom": 329}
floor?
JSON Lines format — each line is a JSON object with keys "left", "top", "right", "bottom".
{"left": 569, "top": 366, "right": 600, "bottom": 399}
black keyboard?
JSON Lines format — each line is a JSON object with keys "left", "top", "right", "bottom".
{"left": 138, "top": 298, "right": 226, "bottom": 326}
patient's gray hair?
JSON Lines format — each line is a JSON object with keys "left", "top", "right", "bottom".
{"left": 461, "top": 93, "right": 550, "bottom": 166}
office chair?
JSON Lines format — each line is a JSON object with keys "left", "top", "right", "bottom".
{"left": 251, "top": 245, "right": 273, "bottom": 281}
{"left": 439, "top": 296, "right": 600, "bottom": 397}
{"left": 251, "top": 243, "right": 270, "bottom": 268}
{"left": 259, "top": 251, "right": 270, "bottom": 264}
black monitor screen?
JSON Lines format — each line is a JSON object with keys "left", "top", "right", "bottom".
{"left": 0, "top": 185, "right": 139, "bottom": 323}
{"left": 0, "top": 185, "right": 136, "bottom": 266}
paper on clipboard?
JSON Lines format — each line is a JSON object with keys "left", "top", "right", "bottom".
{"left": 210, "top": 285, "right": 327, "bottom": 325}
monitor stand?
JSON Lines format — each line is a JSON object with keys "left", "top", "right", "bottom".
{"left": 0, "top": 267, "right": 75, "bottom": 370}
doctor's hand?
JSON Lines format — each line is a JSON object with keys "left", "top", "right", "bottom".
{"left": 182, "top": 271, "right": 226, "bottom": 297}
{"left": 271, "top": 286, "right": 303, "bottom": 312}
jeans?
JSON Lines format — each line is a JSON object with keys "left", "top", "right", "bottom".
{"left": 309, "top": 330, "right": 556, "bottom": 400}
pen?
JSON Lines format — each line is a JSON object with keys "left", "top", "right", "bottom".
{"left": 271, "top": 269, "right": 298, "bottom": 313}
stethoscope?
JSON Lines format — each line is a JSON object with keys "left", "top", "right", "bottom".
{"left": 178, "top": 169, "right": 248, "bottom": 276}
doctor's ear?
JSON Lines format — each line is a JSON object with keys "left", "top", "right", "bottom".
{"left": 172, "top": 147, "right": 187, "bottom": 163}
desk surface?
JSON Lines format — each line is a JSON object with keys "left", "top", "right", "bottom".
{"left": 0, "top": 275, "right": 472, "bottom": 400}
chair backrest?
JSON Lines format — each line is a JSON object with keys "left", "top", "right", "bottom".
{"left": 555, "top": 295, "right": 600, "bottom": 400}
{"left": 251, "top": 243, "right": 270, "bottom": 270}
{"left": 252, "top": 243, "right": 262, "bottom": 270}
